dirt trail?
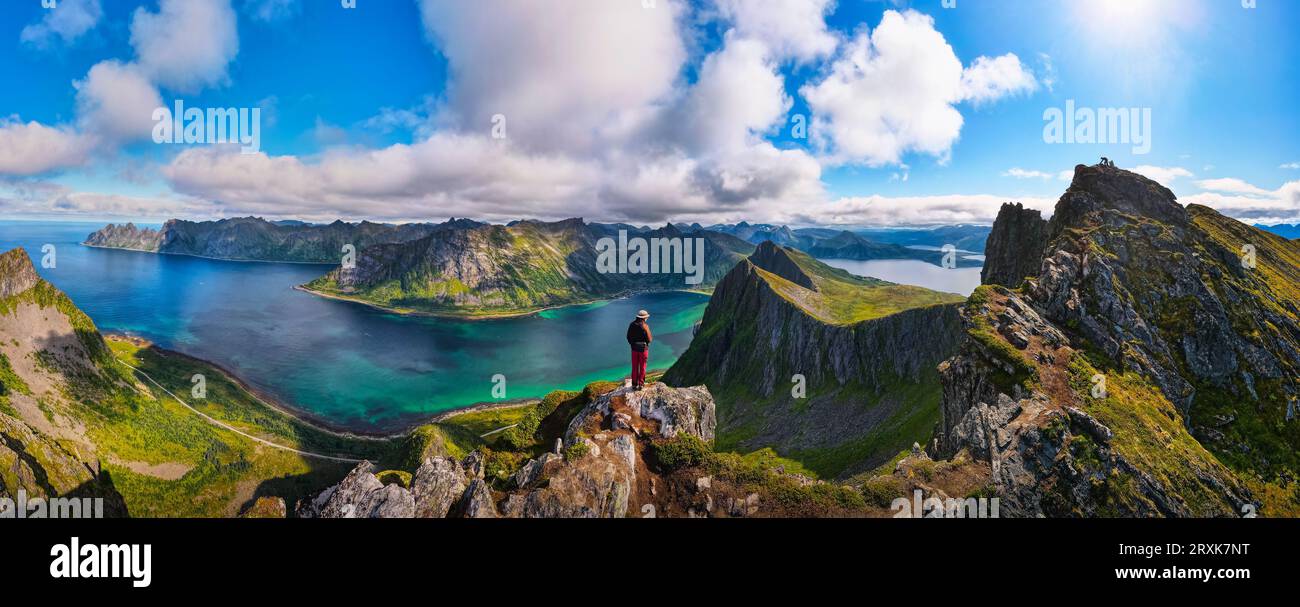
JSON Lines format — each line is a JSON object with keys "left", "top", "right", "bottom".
{"left": 115, "top": 357, "right": 366, "bottom": 463}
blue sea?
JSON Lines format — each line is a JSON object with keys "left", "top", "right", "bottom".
{"left": 0, "top": 221, "right": 707, "bottom": 432}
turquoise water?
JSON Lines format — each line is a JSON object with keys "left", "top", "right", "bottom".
{"left": 0, "top": 221, "right": 707, "bottom": 432}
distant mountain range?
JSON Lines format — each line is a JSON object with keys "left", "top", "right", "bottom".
{"left": 83, "top": 216, "right": 484, "bottom": 263}
{"left": 689, "top": 221, "right": 987, "bottom": 266}
{"left": 1256, "top": 223, "right": 1300, "bottom": 240}
{"left": 84, "top": 215, "right": 985, "bottom": 316}
{"left": 302, "top": 219, "right": 755, "bottom": 317}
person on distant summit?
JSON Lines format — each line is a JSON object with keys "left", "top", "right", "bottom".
{"left": 627, "top": 310, "right": 653, "bottom": 391}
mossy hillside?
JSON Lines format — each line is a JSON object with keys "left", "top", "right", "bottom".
{"left": 1086, "top": 207, "right": 1300, "bottom": 481}
{"left": 106, "top": 339, "right": 390, "bottom": 462}
{"left": 439, "top": 405, "right": 535, "bottom": 442}
{"left": 783, "top": 376, "right": 943, "bottom": 479}
{"left": 1190, "top": 204, "right": 1300, "bottom": 323}
{"left": 0, "top": 351, "right": 30, "bottom": 415}
{"left": 0, "top": 410, "right": 108, "bottom": 502}
{"left": 1065, "top": 351, "right": 1275, "bottom": 515}
{"left": 964, "top": 285, "right": 1039, "bottom": 392}
{"left": 392, "top": 423, "right": 479, "bottom": 471}
{"left": 708, "top": 368, "right": 944, "bottom": 480}
{"left": 304, "top": 222, "right": 595, "bottom": 316}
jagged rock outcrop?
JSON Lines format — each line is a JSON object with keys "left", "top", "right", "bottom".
{"left": 452, "top": 479, "right": 498, "bottom": 518}
{"left": 0, "top": 249, "right": 42, "bottom": 299}
{"left": 563, "top": 383, "right": 715, "bottom": 446}
{"left": 1028, "top": 165, "right": 1299, "bottom": 425}
{"left": 296, "top": 462, "right": 415, "bottom": 518}
{"left": 938, "top": 286, "right": 1253, "bottom": 517}
{"left": 409, "top": 456, "right": 466, "bottom": 518}
{"left": 299, "top": 383, "right": 726, "bottom": 518}
{"left": 934, "top": 163, "right": 1300, "bottom": 516}
{"left": 980, "top": 203, "right": 1047, "bottom": 287}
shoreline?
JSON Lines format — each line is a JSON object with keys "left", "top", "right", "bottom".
{"left": 294, "top": 283, "right": 713, "bottom": 321}
{"left": 104, "top": 333, "right": 659, "bottom": 439}
{"left": 108, "top": 333, "right": 404, "bottom": 441}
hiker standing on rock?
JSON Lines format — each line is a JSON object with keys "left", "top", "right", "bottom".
{"left": 627, "top": 310, "right": 652, "bottom": 391}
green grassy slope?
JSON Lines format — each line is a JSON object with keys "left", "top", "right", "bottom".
{"left": 665, "top": 243, "right": 965, "bottom": 479}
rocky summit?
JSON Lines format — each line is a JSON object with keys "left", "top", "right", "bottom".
{"left": 299, "top": 383, "right": 706, "bottom": 518}
{"left": 928, "top": 163, "right": 1300, "bottom": 516}
{"left": 298, "top": 383, "right": 863, "bottom": 518}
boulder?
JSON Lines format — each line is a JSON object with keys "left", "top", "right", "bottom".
{"left": 411, "top": 456, "right": 467, "bottom": 518}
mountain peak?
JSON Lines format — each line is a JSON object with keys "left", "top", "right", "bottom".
{"left": 1056, "top": 163, "right": 1186, "bottom": 229}
{"left": 749, "top": 241, "right": 817, "bottom": 291}
{"left": 0, "top": 248, "right": 41, "bottom": 299}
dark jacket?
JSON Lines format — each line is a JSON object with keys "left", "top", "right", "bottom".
{"left": 627, "top": 319, "right": 652, "bottom": 351}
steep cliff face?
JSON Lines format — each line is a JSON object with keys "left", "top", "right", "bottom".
{"left": 980, "top": 202, "right": 1047, "bottom": 287}
{"left": 84, "top": 216, "right": 461, "bottom": 262}
{"left": 304, "top": 219, "right": 754, "bottom": 316}
{"left": 665, "top": 243, "right": 965, "bottom": 479}
{"left": 933, "top": 164, "right": 1300, "bottom": 516}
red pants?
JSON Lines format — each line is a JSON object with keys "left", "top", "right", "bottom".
{"left": 631, "top": 348, "right": 648, "bottom": 387}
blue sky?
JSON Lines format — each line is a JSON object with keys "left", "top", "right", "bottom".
{"left": 1, "top": 0, "right": 1297, "bottom": 226}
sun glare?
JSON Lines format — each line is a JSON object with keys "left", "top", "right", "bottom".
{"left": 1074, "top": 0, "right": 1182, "bottom": 40}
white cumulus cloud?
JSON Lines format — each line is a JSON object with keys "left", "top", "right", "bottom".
{"left": 0, "top": 120, "right": 89, "bottom": 176}
{"left": 1131, "top": 165, "right": 1193, "bottom": 185}
{"left": 960, "top": 54, "right": 1038, "bottom": 105}
{"left": 1183, "top": 178, "right": 1300, "bottom": 224}
{"left": 130, "top": 0, "right": 240, "bottom": 93}
{"left": 801, "top": 10, "right": 1034, "bottom": 167}
{"left": 416, "top": 0, "right": 686, "bottom": 153}
{"left": 74, "top": 61, "right": 164, "bottom": 144}
{"left": 713, "top": 0, "right": 838, "bottom": 62}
